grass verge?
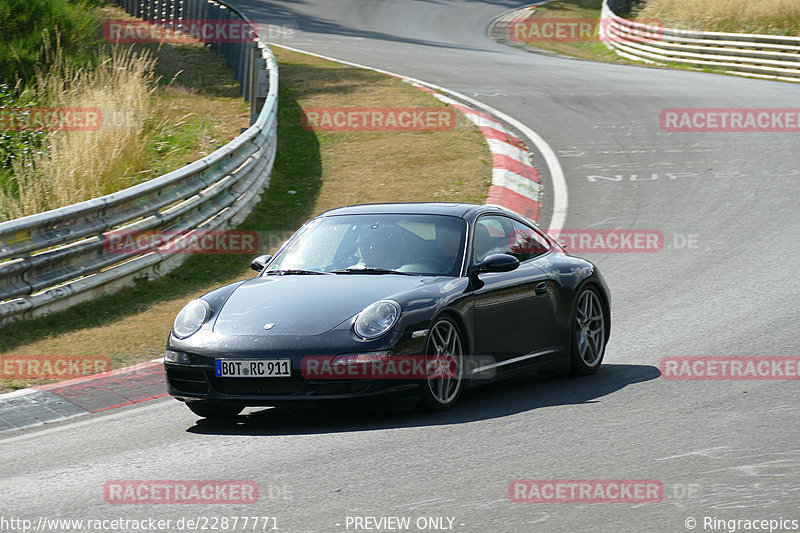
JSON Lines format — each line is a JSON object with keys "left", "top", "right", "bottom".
{"left": 0, "top": 47, "right": 492, "bottom": 392}
{"left": 633, "top": 0, "right": 800, "bottom": 36}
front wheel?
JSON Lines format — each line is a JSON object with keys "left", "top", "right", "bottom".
{"left": 418, "top": 317, "right": 465, "bottom": 411}
{"left": 186, "top": 401, "right": 243, "bottom": 419}
{"left": 569, "top": 287, "right": 607, "bottom": 375}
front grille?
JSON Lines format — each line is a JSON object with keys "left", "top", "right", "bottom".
{"left": 310, "top": 381, "right": 371, "bottom": 395}
{"left": 167, "top": 368, "right": 208, "bottom": 394}
{"left": 210, "top": 375, "right": 305, "bottom": 395}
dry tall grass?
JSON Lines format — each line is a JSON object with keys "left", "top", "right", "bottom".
{"left": 1, "top": 40, "right": 157, "bottom": 220}
{"left": 635, "top": 0, "right": 800, "bottom": 35}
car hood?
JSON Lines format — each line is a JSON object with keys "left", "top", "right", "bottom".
{"left": 212, "top": 274, "right": 434, "bottom": 336}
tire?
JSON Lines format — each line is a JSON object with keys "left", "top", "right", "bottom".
{"left": 186, "top": 401, "right": 243, "bottom": 419}
{"left": 418, "top": 316, "right": 465, "bottom": 411}
{"left": 569, "top": 286, "right": 607, "bottom": 376}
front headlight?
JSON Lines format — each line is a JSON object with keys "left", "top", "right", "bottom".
{"left": 354, "top": 300, "right": 401, "bottom": 340}
{"left": 172, "top": 299, "right": 210, "bottom": 339}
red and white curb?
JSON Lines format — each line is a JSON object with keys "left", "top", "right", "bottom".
{"left": 409, "top": 82, "right": 541, "bottom": 221}
{"left": 269, "top": 42, "right": 566, "bottom": 229}
{"left": 0, "top": 360, "right": 166, "bottom": 432}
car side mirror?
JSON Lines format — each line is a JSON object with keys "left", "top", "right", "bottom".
{"left": 250, "top": 254, "right": 272, "bottom": 272}
{"left": 472, "top": 253, "right": 519, "bottom": 275}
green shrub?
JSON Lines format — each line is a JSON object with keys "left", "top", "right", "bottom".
{"left": 0, "top": 84, "right": 45, "bottom": 200}
{"left": 0, "top": 0, "right": 103, "bottom": 84}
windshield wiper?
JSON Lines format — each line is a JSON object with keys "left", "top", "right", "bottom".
{"left": 263, "top": 269, "right": 331, "bottom": 275}
{"left": 331, "top": 267, "right": 411, "bottom": 275}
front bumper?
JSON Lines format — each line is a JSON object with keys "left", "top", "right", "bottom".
{"left": 165, "top": 355, "right": 422, "bottom": 407}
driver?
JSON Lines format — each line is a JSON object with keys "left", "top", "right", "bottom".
{"left": 434, "top": 223, "right": 462, "bottom": 272}
{"left": 352, "top": 227, "right": 394, "bottom": 269}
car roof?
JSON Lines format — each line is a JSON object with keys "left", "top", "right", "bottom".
{"left": 318, "top": 202, "right": 516, "bottom": 219}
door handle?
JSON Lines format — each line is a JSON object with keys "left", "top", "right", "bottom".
{"left": 535, "top": 281, "right": 548, "bottom": 296}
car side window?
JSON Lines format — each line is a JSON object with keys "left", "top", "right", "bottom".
{"left": 507, "top": 219, "right": 549, "bottom": 261}
{"left": 473, "top": 215, "right": 549, "bottom": 263}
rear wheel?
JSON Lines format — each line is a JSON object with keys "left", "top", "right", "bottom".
{"left": 186, "top": 401, "right": 243, "bottom": 419}
{"left": 569, "top": 287, "right": 607, "bottom": 375}
{"left": 418, "top": 317, "right": 464, "bottom": 411}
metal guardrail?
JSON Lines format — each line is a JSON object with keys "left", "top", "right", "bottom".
{"left": 0, "top": 0, "right": 279, "bottom": 323}
{"left": 602, "top": 0, "right": 800, "bottom": 82}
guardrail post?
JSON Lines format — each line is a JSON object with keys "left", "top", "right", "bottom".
{"left": 163, "top": 0, "right": 171, "bottom": 26}
{"left": 245, "top": 41, "right": 257, "bottom": 107}
{"left": 184, "top": 0, "right": 194, "bottom": 28}
{"left": 252, "top": 53, "right": 268, "bottom": 124}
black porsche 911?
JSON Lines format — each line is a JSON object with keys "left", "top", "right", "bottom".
{"left": 165, "top": 203, "right": 610, "bottom": 418}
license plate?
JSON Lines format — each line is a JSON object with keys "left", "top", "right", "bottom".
{"left": 215, "top": 359, "right": 292, "bottom": 378}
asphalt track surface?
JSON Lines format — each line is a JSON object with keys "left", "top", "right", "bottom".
{"left": 2, "top": 1, "right": 799, "bottom": 532}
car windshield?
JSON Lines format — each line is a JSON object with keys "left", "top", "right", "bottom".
{"left": 265, "top": 214, "right": 467, "bottom": 276}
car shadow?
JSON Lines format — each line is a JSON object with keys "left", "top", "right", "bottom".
{"left": 186, "top": 363, "right": 661, "bottom": 436}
